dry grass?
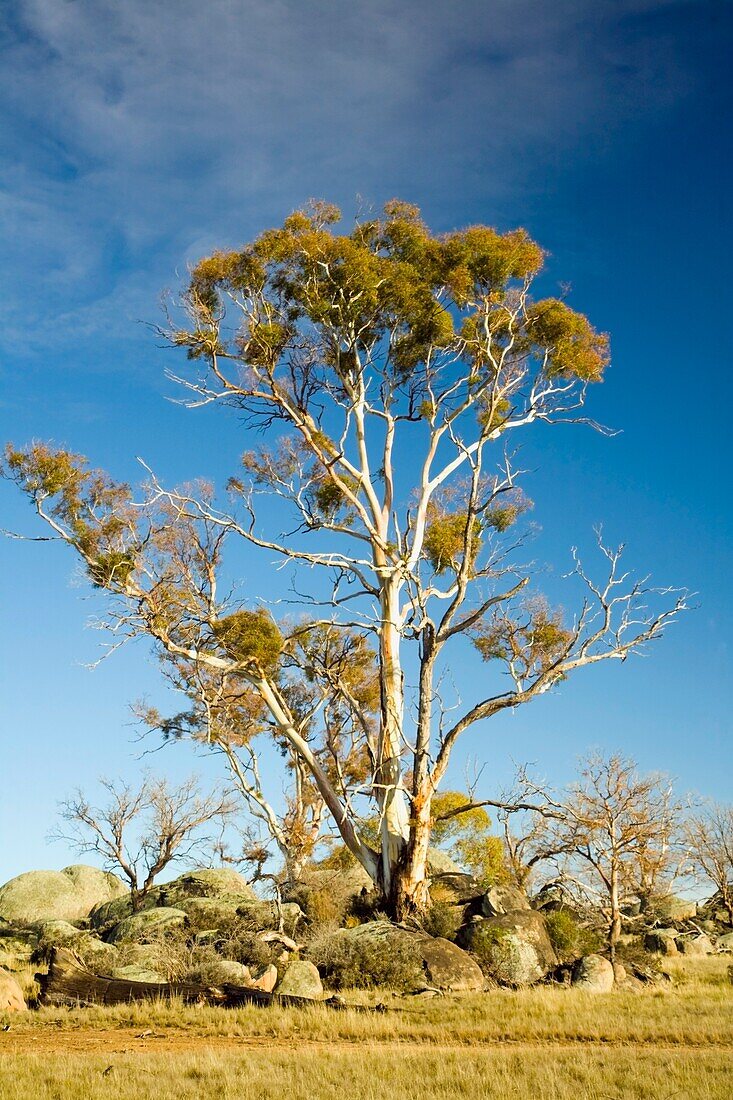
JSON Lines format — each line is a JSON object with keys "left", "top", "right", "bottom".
{"left": 1, "top": 1048, "right": 731, "bottom": 1100}
{"left": 1, "top": 956, "right": 730, "bottom": 1098}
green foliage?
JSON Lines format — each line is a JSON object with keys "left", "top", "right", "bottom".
{"left": 311, "top": 473, "right": 360, "bottom": 520}
{"left": 526, "top": 298, "right": 609, "bottom": 382}
{"left": 308, "top": 930, "right": 423, "bottom": 991}
{"left": 3, "top": 443, "right": 138, "bottom": 592}
{"left": 431, "top": 791, "right": 509, "bottom": 887}
{"left": 181, "top": 200, "right": 607, "bottom": 392}
{"left": 544, "top": 910, "right": 584, "bottom": 962}
{"left": 212, "top": 609, "right": 283, "bottom": 672}
{"left": 423, "top": 509, "right": 481, "bottom": 575}
{"left": 473, "top": 605, "right": 572, "bottom": 676}
{"left": 421, "top": 901, "right": 464, "bottom": 941}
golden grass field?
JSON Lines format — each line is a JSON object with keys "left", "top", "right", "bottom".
{"left": 1, "top": 957, "right": 730, "bottom": 1099}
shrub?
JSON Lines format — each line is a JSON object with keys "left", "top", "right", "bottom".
{"left": 307, "top": 930, "right": 423, "bottom": 991}
{"left": 421, "top": 901, "right": 463, "bottom": 941}
{"left": 545, "top": 910, "right": 581, "bottom": 961}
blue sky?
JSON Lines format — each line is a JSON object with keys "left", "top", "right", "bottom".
{"left": 0, "top": 0, "right": 731, "bottom": 881}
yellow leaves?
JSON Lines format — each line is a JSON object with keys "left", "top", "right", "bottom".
{"left": 527, "top": 298, "right": 609, "bottom": 382}
{"left": 212, "top": 609, "right": 283, "bottom": 673}
{"left": 3, "top": 443, "right": 86, "bottom": 500}
{"left": 423, "top": 507, "right": 481, "bottom": 575}
{"left": 312, "top": 474, "right": 359, "bottom": 520}
{"left": 245, "top": 320, "right": 290, "bottom": 368}
{"left": 472, "top": 602, "right": 573, "bottom": 676}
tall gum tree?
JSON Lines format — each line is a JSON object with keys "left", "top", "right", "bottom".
{"left": 4, "top": 200, "right": 688, "bottom": 919}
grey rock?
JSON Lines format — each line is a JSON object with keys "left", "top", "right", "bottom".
{"left": 572, "top": 953, "right": 614, "bottom": 992}
{"left": 276, "top": 960, "right": 323, "bottom": 999}
{"left": 416, "top": 935, "right": 484, "bottom": 992}
{"left": 644, "top": 929, "right": 679, "bottom": 956}
{"left": 479, "top": 883, "right": 531, "bottom": 917}
{"left": 206, "top": 959, "right": 253, "bottom": 985}
{"left": 108, "top": 907, "right": 187, "bottom": 944}
{"left": 0, "top": 865, "right": 126, "bottom": 925}
{"left": 653, "top": 895, "right": 697, "bottom": 922}
{"left": 676, "top": 933, "right": 714, "bottom": 956}
{"left": 110, "top": 964, "right": 165, "bottom": 983}
{"left": 459, "top": 910, "right": 558, "bottom": 986}
{"left": 154, "top": 869, "right": 256, "bottom": 907}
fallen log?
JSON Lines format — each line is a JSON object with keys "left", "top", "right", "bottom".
{"left": 37, "top": 948, "right": 367, "bottom": 1011}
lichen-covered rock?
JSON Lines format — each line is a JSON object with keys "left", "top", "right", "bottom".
{"left": 207, "top": 959, "right": 253, "bottom": 985}
{"left": 276, "top": 959, "right": 323, "bottom": 999}
{"left": 0, "top": 969, "right": 27, "bottom": 1012}
{"left": 37, "top": 920, "right": 84, "bottom": 946}
{"left": 654, "top": 895, "right": 697, "bottom": 923}
{"left": 416, "top": 935, "right": 484, "bottom": 991}
{"left": 0, "top": 865, "right": 126, "bottom": 925}
{"left": 155, "top": 869, "right": 256, "bottom": 907}
{"left": 459, "top": 910, "right": 558, "bottom": 986}
{"left": 429, "top": 872, "right": 482, "bottom": 905}
{"left": 716, "top": 932, "right": 733, "bottom": 952}
{"left": 89, "top": 895, "right": 136, "bottom": 930}
{"left": 479, "top": 883, "right": 531, "bottom": 918}
{"left": 676, "top": 933, "right": 714, "bottom": 956}
{"left": 572, "top": 953, "right": 614, "bottom": 992}
{"left": 35, "top": 921, "right": 118, "bottom": 971}
{"left": 108, "top": 907, "right": 187, "bottom": 944}
{"left": 644, "top": 929, "right": 679, "bottom": 956}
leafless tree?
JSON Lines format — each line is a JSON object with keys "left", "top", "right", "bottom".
{"left": 546, "top": 754, "right": 685, "bottom": 960}
{"left": 5, "top": 201, "right": 688, "bottom": 918}
{"left": 54, "top": 775, "right": 236, "bottom": 911}
{"left": 685, "top": 803, "right": 733, "bottom": 924}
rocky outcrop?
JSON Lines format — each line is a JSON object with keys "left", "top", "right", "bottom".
{"left": 458, "top": 910, "right": 558, "bottom": 986}
{"left": 0, "top": 865, "right": 126, "bottom": 925}
{"left": 155, "top": 869, "right": 256, "bottom": 907}
{"left": 478, "top": 883, "right": 531, "bottom": 917}
{"left": 572, "top": 953, "right": 614, "bottom": 992}
{"left": 178, "top": 896, "right": 303, "bottom": 936}
{"left": 653, "top": 895, "right": 697, "bottom": 923}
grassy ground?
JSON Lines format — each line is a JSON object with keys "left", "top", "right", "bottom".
{"left": 1, "top": 957, "right": 730, "bottom": 1099}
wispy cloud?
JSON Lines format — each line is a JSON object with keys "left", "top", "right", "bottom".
{"left": 0, "top": 1, "right": 696, "bottom": 359}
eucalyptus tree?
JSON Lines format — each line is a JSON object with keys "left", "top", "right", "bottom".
{"left": 4, "top": 200, "right": 686, "bottom": 918}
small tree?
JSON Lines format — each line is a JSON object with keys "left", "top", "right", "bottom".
{"left": 550, "top": 753, "right": 684, "bottom": 960}
{"left": 685, "top": 803, "right": 733, "bottom": 924}
{"left": 54, "top": 776, "right": 236, "bottom": 911}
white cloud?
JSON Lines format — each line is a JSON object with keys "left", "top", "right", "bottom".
{"left": 0, "top": 0, "right": 695, "bottom": 360}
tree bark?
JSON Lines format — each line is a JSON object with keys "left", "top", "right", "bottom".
{"left": 375, "top": 581, "right": 411, "bottom": 900}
